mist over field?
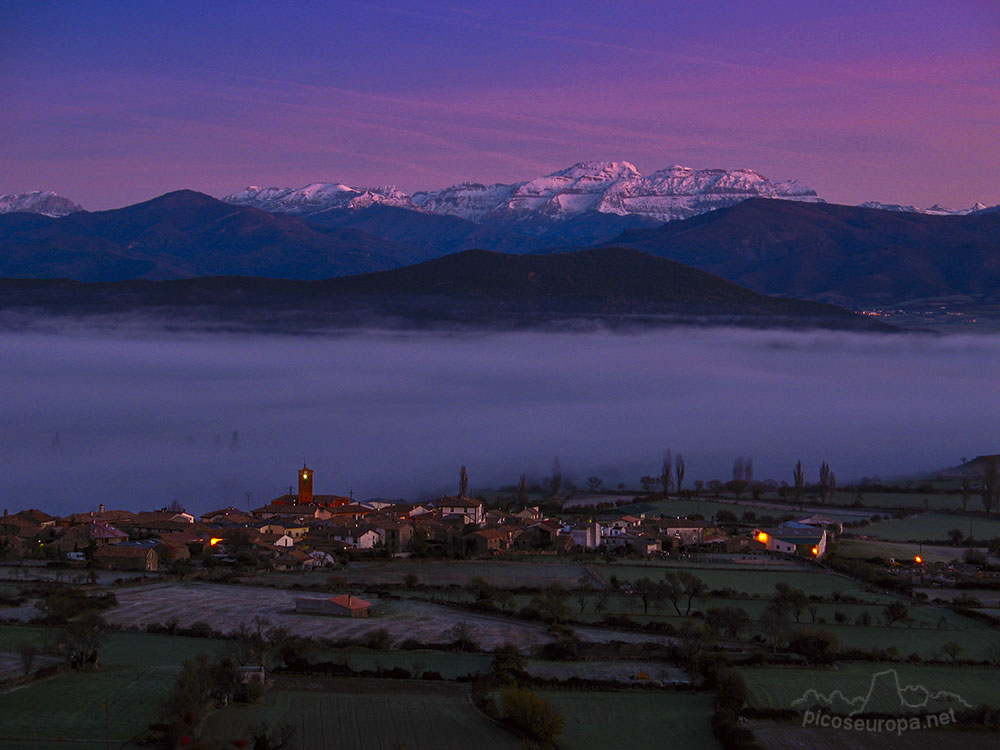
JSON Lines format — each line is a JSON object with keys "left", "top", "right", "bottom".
{"left": 0, "top": 325, "right": 995, "bottom": 516}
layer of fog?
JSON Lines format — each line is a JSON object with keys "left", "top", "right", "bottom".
{"left": 1, "top": 326, "right": 995, "bottom": 516}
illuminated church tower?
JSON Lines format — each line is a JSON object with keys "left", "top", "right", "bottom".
{"left": 298, "top": 465, "right": 314, "bottom": 504}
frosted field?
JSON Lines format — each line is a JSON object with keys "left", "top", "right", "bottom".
{"left": 98, "top": 581, "right": 671, "bottom": 650}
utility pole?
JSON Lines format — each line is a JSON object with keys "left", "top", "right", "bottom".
{"left": 244, "top": 491, "right": 252, "bottom": 512}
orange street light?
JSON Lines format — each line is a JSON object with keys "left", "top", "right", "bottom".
{"left": 209, "top": 537, "right": 223, "bottom": 546}
{"left": 914, "top": 555, "right": 923, "bottom": 564}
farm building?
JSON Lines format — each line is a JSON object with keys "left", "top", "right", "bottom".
{"left": 94, "top": 544, "right": 159, "bottom": 571}
{"left": 752, "top": 527, "right": 827, "bottom": 558}
{"left": 295, "top": 594, "right": 372, "bottom": 617}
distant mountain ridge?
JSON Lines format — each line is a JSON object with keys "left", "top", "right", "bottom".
{"left": 610, "top": 198, "right": 1000, "bottom": 307}
{"left": 0, "top": 246, "right": 897, "bottom": 333}
{"left": 224, "top": 161, "right": 822, "bottom": 224}
{"left": 860, "top": 200, "right": 990, "bottom": 216}
{"left": 0, "top": 191, "right": 83, "bottom": 217}
{"left": 0, "top": 190, "right": 428, "bottom": 281}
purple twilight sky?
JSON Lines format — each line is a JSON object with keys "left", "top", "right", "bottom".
{"left": 2, "top": 0, "right": 998, "bottom": 211}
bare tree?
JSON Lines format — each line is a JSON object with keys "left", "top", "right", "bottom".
{"left": 549, "top": 457, "right": 563, "bottom": 497}
{"left": 459, "top": 465, "right": 469, "bottom": 497}
{"left": 517, "top": 474, "right": 528, "bottom": 505}
{"left": 731, "top": 456, "right": 748, "bottom": 499}
{"left": 793, "top": 460, "right": 805, "bottom": 504}
{"left": 733, "top": 456, "right": 746, "bottom": 482}
{"left": 661, "top": 450, "right": 673, "bottom": 497}
{"left": 675, "top": 454, "right": 686, "bottom": 494}
{"left": 982, "top": 457, "right": 998, "bottom": 515}
{"left": 882, "top": 601, "right": 911, "bottom": 627}
{"left": 819, "top": 461, "right": 833, "bottom": 503}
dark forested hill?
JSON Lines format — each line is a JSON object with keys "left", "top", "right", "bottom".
{"left": 610, "top": 198, "right": 1000, "bottom": 307}
{"left": 0, "top": 247, "right": 896, "bottom": 332}
{"left": 0, "top": 190, "right": 428, "bottom": 281}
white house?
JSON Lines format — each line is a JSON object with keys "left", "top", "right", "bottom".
{"left": 565, "top": 522, "right": 602, "bottom": 549}
{"left": 437, "top": 497, "right": 485, "bottom": 526}
{"left": 753, "top": 527, "right": 827, "bottom": 558}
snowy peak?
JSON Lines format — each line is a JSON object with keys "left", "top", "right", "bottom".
{"left": 223, "top": 183, "right": 414, "bottom": 215}
{"left": 412, "top": 162, "right": 823, "bottom": 223}
{"left": 549, "top": 160, "right": 641, "bottom": 180}
{"left": 861, "top": 200, "right": 995, "bottom": 216}
{"left": 224, "top": 162, "right": 824, "bottom": 224}
{"left": 0, "top": 190, "right": 83, "bottom": 217}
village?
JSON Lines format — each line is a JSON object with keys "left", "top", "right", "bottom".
{"left": 0, "top": 465, "right": 833, "bottom": 583}
{"left": 1, "top": 464, "right": 999, "bottom": 750}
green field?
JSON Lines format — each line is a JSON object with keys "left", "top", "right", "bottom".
{"left": 861, "top": 513, "right": 1000, "bottom": 542}
{"left": 821, "top": 618, "right": 1000, "bottom": 661}
{"left": 741, "top": 664, "right": 1000, "bottom": 711}
{"left": 0, "top": 624, "right": 227, "bottom": 668}
{"left": 0, "top": 665, "right": 173, "bottom": 747}
{"left": 251, "top": 558, "right": 595, "bottom": 589}
{"left": 834, "top": 539, "right": 967, "bottom": 564}
{"left": 542, "top": 690, "right": 719, "bottom": 750}
{"left": 831, "top": 490, "right": 964, "bottom": 511}
{"left": 605, "top": 564, "right": 874, "bottom": 599}
{"left": 202, "top": 677, "right": 520, "bottom": 749}
{"left": 315, "top": 648, "right": 492, "bottom": 678}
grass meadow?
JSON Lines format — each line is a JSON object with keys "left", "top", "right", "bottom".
{"left": 542, "top": 690, "right": 719, "bottom": 749}
{"left": 201, "top": 677, "right": 520, "bottom": 750}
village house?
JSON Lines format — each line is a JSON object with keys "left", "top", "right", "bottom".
{"left": 95, "top": 543, "right": 159, "bottom": 571}
{"left": 643, "top": 518, "right": 711, "bottom": 547}
{"left": 464, "top": 527, "right": 512, "bottom": 555}
{"left": 273, "top": 548, "right": 312, "bottom": 571}
{"left": 90, "top": 521, "right": 130, "bottom": 546}
{"left": 752, "top": 526, "right": 828, "bottom": 558}
{"left": 368, "top": 518, "right": 414, "bottom": 553}
{"left": 436, "top": 496, "right": 485, "bottom": 526}
{"left": 513, "top": 519, "right": 562, "bottom": 550}
{"left": 201, "top": 507, "right": 256, "bottom": 525}
{"left": 564, "top": 521, "right": 602, "bottom": 549}
{"left": 62, "top": 506, "right": 137, "bottom": 527}
{"left": 512, "top": 506, "right": 541, "bottom": 522}
{"left": 255, "top": 532, "right": 295, "bottom": 549}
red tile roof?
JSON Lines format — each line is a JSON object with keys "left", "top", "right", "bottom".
{"left": 329, "top": 594, "right": 371, "bottom": 610}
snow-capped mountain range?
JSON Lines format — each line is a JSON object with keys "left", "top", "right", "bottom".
{"left": 4, "top": 163, "right": 995, "bottom": 223}
{"left": 0, "top": 190, "right": 83, "bottom": 217}
{"left": 223, "top": 183, "right": 414, "bottom": 215}
{"left": 860, "top": 200, "right": 989, "bottom": 216}
{"left": 224, "top": 161, "right": 824, "bottom": 223}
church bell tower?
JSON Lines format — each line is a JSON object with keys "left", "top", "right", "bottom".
{"left": 298, "top": 465, "right": 314, "bottom": 504}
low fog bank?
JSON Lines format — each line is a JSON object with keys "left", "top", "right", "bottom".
{"left": 0, "top": 326, "right": 994, "bottom": 516}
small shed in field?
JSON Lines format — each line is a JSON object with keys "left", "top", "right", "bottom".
{"left": 295, "top": 593, "right": 372, "bottom": 617}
